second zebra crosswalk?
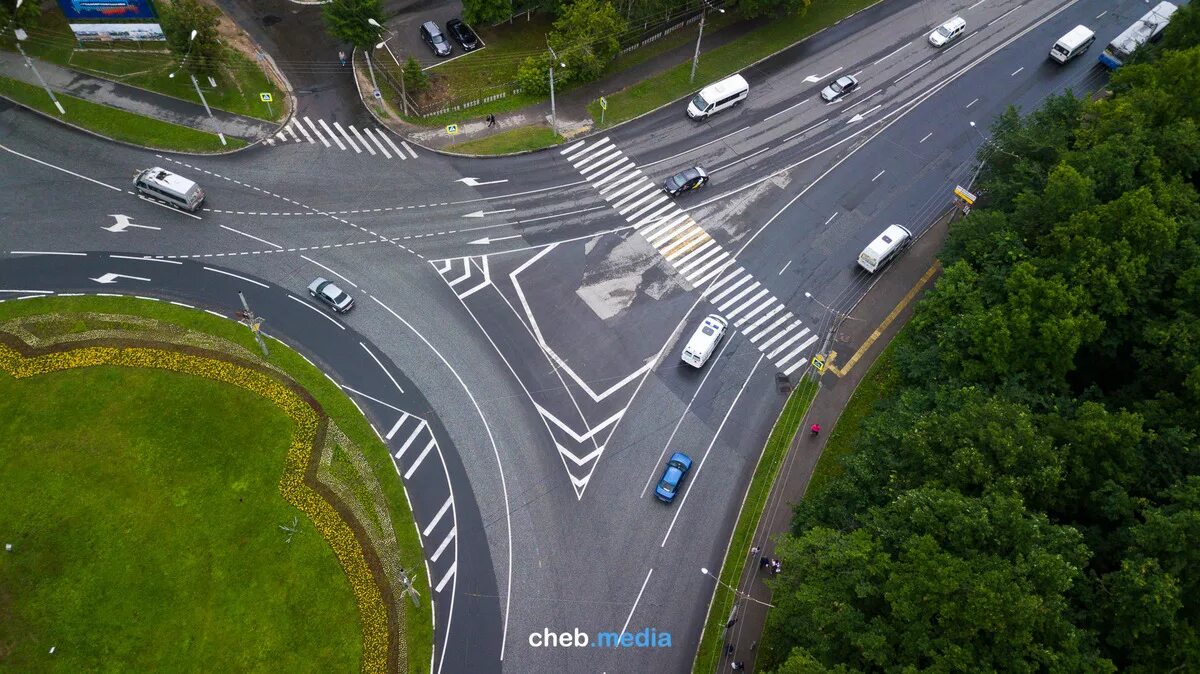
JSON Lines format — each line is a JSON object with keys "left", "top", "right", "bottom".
{"left": 561, "top": 137, "right": 819, "bottom": 377}
{"left": 265, "top": 116, "right": 420, "bottom": 161}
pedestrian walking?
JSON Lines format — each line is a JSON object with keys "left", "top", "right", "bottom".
{"left": 759, "top": 556, "right": 771, "bottom": 570}
{"left": 750, "top": 545, "right": 760, "bottom": 556}
{"left": 338, "top": 50, "right": 347, "bottom": 67}
{"left": 810, "top": 423, "right": 821, "bottom": 436}
{"left": 731, "top": 661, "right": 745, "bottom": 671}
{"left": 487, "top": 113, "right": 497, "bottom": 127}
{"left": 773, "top": 560, "right": 782, "bottom": 575}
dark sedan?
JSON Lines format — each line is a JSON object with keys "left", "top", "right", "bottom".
{"left": 447, "top": 19, "right": 479, "bottom": 51}
{"left": 663, "top": 166, "right": 709, "bottom": 197}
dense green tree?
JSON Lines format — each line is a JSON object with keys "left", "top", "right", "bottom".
{"left": 0, "top": 0, "right": 42, "bottom": 29}
{"left": 517, "top": 0, "right": 626, "bottom": 93}
{"left": 402, "top": 56, "right": 429, "bottom": 94}
{"left": 462, "top": 0, "right": 511, "bottom": 26}
{"left": 322, "top": 0, "right": 385, "bottom": 50}
{"left": 1155, "top": 1, "right": 1200, "bottom": 52}
{"left": 159, "top": 0, "right": 224, "bottom": 76}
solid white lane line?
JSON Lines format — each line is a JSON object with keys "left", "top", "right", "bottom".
{"left": 287, "top": 294, "right": 345, "bottom": 329}
{"left": 109, "top": 255, "right": 181, "bottom": 265}
{"left": 873, "top": 40, "right": 912, "bottom": 65}
{"left": 361, "top": 342, "right": 405, "bottom": 394}
{"left": 965, "top": 98, "right": 979, "bottom": 108}
{"left": 333, "top": 122, "right": 361, "bottom": 153}
{"left": 386, "top": 412, "right": 411, "bottom": 440}
{"left": 304, "top": 117, "right": 331, "bottom": 147}
{"left": 300, "top": 254, "right": 359, "bottom": 288}
{"left": 988, "top": 5, "right": 1020, "bottom": 26}
{"left": 617, "top": 568, "right": 654, "bottom": 642}
{"left": 318, "top": 119, "right": 346, "bottom": 150}
{"left": 895, "top": 59, "right": 932, "bottom": 83}
{"left": 920, "top": 131, "right": 933, "bottom": 143}
{"left": 1011, "top": 66, "right": 1024, "bottom": 77}
{"left": 404, "top": 438, "right": 437, "bottom": 479}
{"left": 1, "top": 144, "right": 123, "bottom": 192}
{"left": 219, "top": 224, "right": 283, "bottom": 249}
{"left": 764, "top": 98, "right": 809, "bottom": 123}
{"left": 349, "top": 125, "right": 376, "bottom": 155}
{"left": 203, "top": 265, "right": 270, "bottom": 288}
{"left": 379, "top": 130, "right": 406, "bottom": 159}
{"left": 423, "top": 496, "right": 452, "bottom": 537}
{"left": 872, "top": 169, "right": 886, "bottom": 181}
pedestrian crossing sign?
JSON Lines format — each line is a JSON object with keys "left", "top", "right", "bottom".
{"left": 446, "top": 124, "right": 459, "bottom": 135}
{"left": 260, "top": 93, "right": 272, "bottom": 102}
{"left": 813, "top": 354, "right": 826, "bottom": 372}
{"left": 600, "top": 96, "right": 607, "bottom": 110}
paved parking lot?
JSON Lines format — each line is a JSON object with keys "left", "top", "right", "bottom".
{"left": 380, "top": 0, "right": 481, "bottom": 68}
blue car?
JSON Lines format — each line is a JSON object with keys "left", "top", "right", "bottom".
{"left": 655, "top": 452, "right": 693, "bottom": 503}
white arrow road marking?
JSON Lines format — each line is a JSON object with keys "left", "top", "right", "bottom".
{"left": 463, "top": 209, "right": 516, "bottom": 218}
{"left": 90, "top": 272, "right": 150, "bottom": 284}
{"left": 104, "top": 215, "right": 160, "bottom": 232}
{"left": 468, "top": 234, "right": 522, "bottom": 245}
{"left": 848, "top": 104, "right": 883, "bottom": 123}
{"left": 457, "top": 177, "right": 510, "bottom": 187}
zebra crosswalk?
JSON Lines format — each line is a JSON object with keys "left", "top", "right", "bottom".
{"left": 562, "top": 138, "right": 819, "bottom": 376}
{"left": 265, "top": 116, "right": 420, "bottom": 160}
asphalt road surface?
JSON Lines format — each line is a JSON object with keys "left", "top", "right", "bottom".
{"left": 0, "top": 0, "right": 1136, "bottom": 670}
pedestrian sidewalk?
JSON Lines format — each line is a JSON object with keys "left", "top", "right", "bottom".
{"left": 714, "top": 209, "right": 955, "bottom": 673}
{"left": 0, "top": 50, "right": 278, "bottom": 143}
{"left": 399, "top": 15, "right": 770, "bottom": 149}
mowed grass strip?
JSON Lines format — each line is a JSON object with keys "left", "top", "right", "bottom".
{"left": 446, "top": 125, "right": 563, "bottom": 154}
{"left": 0, "top": 296, "right": 433, "bottom": 674}
{"left": 0, "top": 75, "right": 246, "bottom": 152}
{"left": 589, "top": 0, "right": 881, "bottom": 126}
{"left": 692, "top": 379, "right": 818, "bottom": 673}
{"left": 0, "top": 365, "right": 362, "bottom": 670}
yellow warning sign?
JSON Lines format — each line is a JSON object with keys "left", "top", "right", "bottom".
{"left": 813, "top": 354, "right": 826, "bottom": 372}
{"left": 954, "top": 185, "right": 977, "bottom": 204}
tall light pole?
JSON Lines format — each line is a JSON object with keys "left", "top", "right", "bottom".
{"left": 689, "top": 0, "right": 725, "bottom": 84}
{"left": 547, "top": 41, "right": 565, "bottom": 134}
{"left": 9, "top": 0, "right": 64, "bottom": 114}
{"left": 169, "top": 30, "right": 223, "bottom": 145}
{"left": 369, "top": 18, "right": 408, "bottom": 116}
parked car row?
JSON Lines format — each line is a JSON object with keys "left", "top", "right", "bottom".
{"left": 420, "top": 18, "right": 479, "bottom": 57}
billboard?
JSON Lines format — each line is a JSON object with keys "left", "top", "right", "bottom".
{"left": 69, "top": 22, "right": 166, "bottom": 41}
{"left": 58, "top": 0, "right": 158, "bottom": 21}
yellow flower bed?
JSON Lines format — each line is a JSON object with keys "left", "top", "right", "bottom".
{"left": 0, "top": 342, "right": 391, "bottom": 673}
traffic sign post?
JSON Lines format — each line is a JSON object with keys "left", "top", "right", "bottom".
{"left": 599, "top": 96, "right": 607, "bottom": 125}
{"left": 446, "top": 124, "right": 459, "bottom": 135}
{"left": 259, "top": 92, "right": 273, "bottom": 117}
{"left": 813, "top": 354, "right": 826, "bottom": 373}
{"left": 953, "top": 184, "right": 976, "bottom": 205}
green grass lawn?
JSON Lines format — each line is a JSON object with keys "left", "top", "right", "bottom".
{"left": 590, "top": 0, "right": 881, "bottom": 126}
{"left": 692, "top": 379, "right": 818, "bottom": 673}
{"left": 805, "top": 340, "right": 902, "bottom": 497}
{"left": 3, "top": 9, "right": 283, "bottom": 121}
{"left": 0, "top": 296, "right": 432, "bottom": 674}
{"left": 0, "top": 366, "right": 362, "bottom": 670}
{"left": 446, "top": 125, "right": 563, "bottom": 154}
{"left": 0, "top": 75, "right": 245, "bottom": 152}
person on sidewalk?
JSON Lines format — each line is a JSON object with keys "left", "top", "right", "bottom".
{"left": 486, "top": 114, "right": 497, "bottom": 127}
{"left": 339, "top": 50, "right": 347, "bottom": 67}
{"left": 759, "top": 556, "right": 771, "bottom": 570}
{"left": 810, "top": 423, "right": 821, "bottom": 436}
{"left": 731, "top": 661, "right": 745, "bottom": 670}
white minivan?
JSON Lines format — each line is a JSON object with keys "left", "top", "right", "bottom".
{"left": 857, "top": 224, "right": 912, "bottom": 273}
{"left": 133, "top": 167, "right": 205, "bottom": 212}
{"left": 1049, "top": 25, "right": 1095, "bottom": 63}
{"left": 681, "top": 314, "right": 728, "bottom": 368}
{"left": 687, "top": 74, "right": 749, "bottom": 120}
{"left": 929, "top": 16, "right": 966, "bottom": 47}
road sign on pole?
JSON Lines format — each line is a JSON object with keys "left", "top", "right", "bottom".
{"left": 446, "top": 124, "right": 459, "bottom": 135}
{"left": 599, "top": 96, "right": 607, "bottom": 125}
{"left": 813, "top": 354, "right": 826, "bottom": 372}
{"left": 259, "top": 93, "right": 272, "bottom": 102}
{"left": 953, "top": 185, "right": 977, "bottom": 204}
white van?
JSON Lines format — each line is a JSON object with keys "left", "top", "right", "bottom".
{"left": 929, "top": 16, "right": 966, "bottom": 47}
{"left": 1049, "top": 25, "right": 1095, "bottom": 63}
{"left": 681, "top": 314, "right": 728, "bottom": 368}
{"left": 687, "top": 74, "right": 749, "bottom": 120}
{"left": 857, "top": 224, "right": 912, "bottom": 273}
{"left": 133, "top": 167, "right": 205, "bottom": 212}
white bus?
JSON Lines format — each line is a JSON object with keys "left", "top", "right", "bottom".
{"left": 1099, "top": 1, "right": 1178, "bottom": 69}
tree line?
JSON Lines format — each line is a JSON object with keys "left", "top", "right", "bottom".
{"left": 760, "top": 5, "right": 1200, "bottom": 672}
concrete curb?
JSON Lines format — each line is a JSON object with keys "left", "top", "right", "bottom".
{"left": 362, "top": 0, "right": 894, "bottom": 158}
{"left": 0, "top": 91, "right": 259, "bottom": 157}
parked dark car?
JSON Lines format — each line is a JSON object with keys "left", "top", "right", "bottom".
{"left": 655, "top": 452, "right": 693, "bottom": 503}
{"left": 307, "top": 277, "right": 354, "bottom": 313}
{"left": 420, "top": 21, "right": 452, "bottom": 57}
{"left": 663, "top": 166, "right": 709, "bottom": 197}
{"left": 446, "top": 19, "right": 479, "bottom": 51}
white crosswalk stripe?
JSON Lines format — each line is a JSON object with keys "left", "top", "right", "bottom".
{"left": 563, "top": 137, "right": 821, "bottom": 375}
{"left": 261, "top": 116, "right": 425, "bottom": 160}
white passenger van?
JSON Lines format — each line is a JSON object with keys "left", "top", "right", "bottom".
{"left": 681, "top": 314, "right": 728, "bottom": 368}
{"left": 1049, "top": 25, "right": 1096, "bottom": 63}
{"left": 929, "top": 16, "right": 966, "bottom": 47}
{"left": 133, "top": 167, "right": 205, "bottom": 212}
{"left": 687, "top": 74, "right": 749, "bottom": 120}
{"left": 857, "top": 224, "right": 912, "bottom": 273}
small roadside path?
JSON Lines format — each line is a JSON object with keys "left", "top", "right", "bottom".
{"left": 0, "top": 50, "right": 278, "bottom": 143}
{"left": 713, "top": 209, "right": 955, "bottom": 673}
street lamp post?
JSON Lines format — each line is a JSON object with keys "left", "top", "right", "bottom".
{"left": 9, "top": 0, "right": 64, "bottom": 114}
{"left": 169, "top": 29, "right": 223, "bottom": 146}
{"left": 369, "top": 18, "right": 409, "bottom": 116}
{"left": 547, "top": 42, "right": 566, "bottom": 133}
{"left": 689, "top": 0, "right": 725, "bottom": 84}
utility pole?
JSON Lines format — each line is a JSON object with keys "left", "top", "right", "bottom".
{"left": 237, "top": 291, "right": 269, "bottom": 357}
{"left": 547, "top": 40, "right": 561, "bottom": 133}
{"left": 189, "top": 73, "right": 224, "bottom": 146}
{"left": 8, "top": 0, "right": 64, "bottom": 115}
{"left": 364, "top": 49, "right": 380, "bottom": 102}
{"left": 690, "top": 1, "right": 725, "bottom": 84}
{"left": 369, "top": 18, "right": 409, "bottom": 116}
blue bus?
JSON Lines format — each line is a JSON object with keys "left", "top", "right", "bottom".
{"left": 1099, "top": 1, "right": 1179, "bottom": 69}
